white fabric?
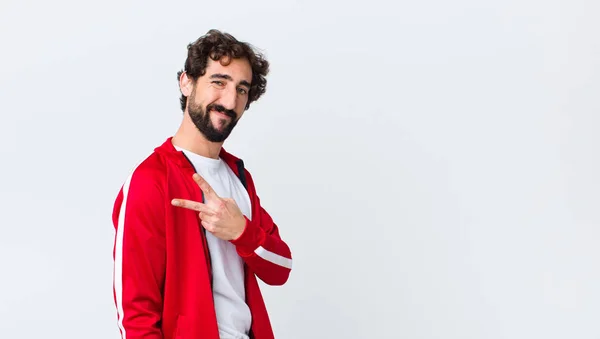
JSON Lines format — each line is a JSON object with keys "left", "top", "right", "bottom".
{"left": 176, "top": 146, "right": 252, "bottom": 339}
{"left": 254, "top": 246, "right": 293, "bottom": 269}
{"left": 114, "top": 167, "right": 135, "bottom": 339}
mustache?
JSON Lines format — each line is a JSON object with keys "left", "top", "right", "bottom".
{"left": 206, "top": 104, "right": 236, "bottom": 119}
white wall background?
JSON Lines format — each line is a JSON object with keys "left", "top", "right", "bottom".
{"left": 0, "top": 0, "right": 598, "bottom": 338}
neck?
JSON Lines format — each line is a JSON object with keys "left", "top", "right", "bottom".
{"left": 172, "top": 112, "right": 223, "bottom": 159}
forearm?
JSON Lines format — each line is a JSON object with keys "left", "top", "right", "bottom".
{"left": 230, "top": 216, "right": 292, "bottom": 285}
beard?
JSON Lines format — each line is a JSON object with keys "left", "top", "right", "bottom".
{"left": 187, "top": 94, "right": 239, "bottom": 143}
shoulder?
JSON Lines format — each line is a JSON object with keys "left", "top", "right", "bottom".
{"left": 112, "top": 149, "right": 168, "bottom": 225}
{"left": 121, "top": 150, "right": 168, "bottom": 198}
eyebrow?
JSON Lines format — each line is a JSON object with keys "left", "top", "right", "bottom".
{"left": 210, "top": 73, "right": 251, "bottom": 88}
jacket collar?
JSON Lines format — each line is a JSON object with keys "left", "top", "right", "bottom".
{"left": 155, "top": 136, "right": 242, "bottom": 170}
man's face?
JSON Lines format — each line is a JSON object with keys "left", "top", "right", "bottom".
{"left": 186, "top": 57, "right": 253, "bottom": 142}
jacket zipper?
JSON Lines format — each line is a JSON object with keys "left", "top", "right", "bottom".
{"left": 180, "top": 153, "right": 214, "bottom": 287}
{"left": 181, "top": 155, "right": 253, "bottom": 337}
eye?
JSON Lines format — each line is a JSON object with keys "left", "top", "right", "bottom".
{"left": 212, "top": 81, "right": 225, "bottom": 87}
{"left": 237, "top": 87, "right": 248, "bottom": 95}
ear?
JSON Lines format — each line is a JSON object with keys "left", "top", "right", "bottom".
{"left": 179, "top": 72, "right": 194, "bottom": 97}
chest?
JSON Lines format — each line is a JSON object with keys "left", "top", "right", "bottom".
{"left": 193, "top": 163, "right": 253, "bottom": 221}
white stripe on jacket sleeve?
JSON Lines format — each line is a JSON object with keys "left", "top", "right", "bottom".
{"left": 254, "top": 246, "right": 293, "bottom": 269}
{"left": 114, "top": 173, "right": 133, "bottom": 339}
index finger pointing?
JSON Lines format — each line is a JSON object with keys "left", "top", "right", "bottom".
{"left": 171, "top": 198, "right": 215, "bottom": 214}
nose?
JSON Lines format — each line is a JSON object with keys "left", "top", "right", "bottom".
{"left": 220, "top": 87, "right": 237, "bottom": 111}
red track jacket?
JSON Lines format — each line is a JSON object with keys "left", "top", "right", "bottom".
{"left": 111, "top": 137, "right": 293, "bottom": 339}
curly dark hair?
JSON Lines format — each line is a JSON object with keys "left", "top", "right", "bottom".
{"left": 177, "top": 29, "right": 269, "bottom": 111}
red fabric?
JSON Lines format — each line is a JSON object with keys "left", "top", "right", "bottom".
{"left": 112, "top": 137, "right": 292, "bottom": 339}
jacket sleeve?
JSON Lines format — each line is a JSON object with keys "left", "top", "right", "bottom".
{"left": 229, "top": 171, "right": 292, "bottom": 286}
{"left": 112, "top": 167, "right": 166, "bottom": 339}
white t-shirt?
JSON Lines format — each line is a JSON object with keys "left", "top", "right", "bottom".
{"left": 176, "top": 146, "right": 252, "bottom": 339}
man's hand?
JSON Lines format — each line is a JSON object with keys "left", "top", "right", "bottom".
{"left": 171, "top": 173, "right": 246, "bottom": 241}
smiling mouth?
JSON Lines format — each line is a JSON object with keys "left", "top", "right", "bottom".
{"left": 212, "top": 110, "right": 230, "bottom": 118}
